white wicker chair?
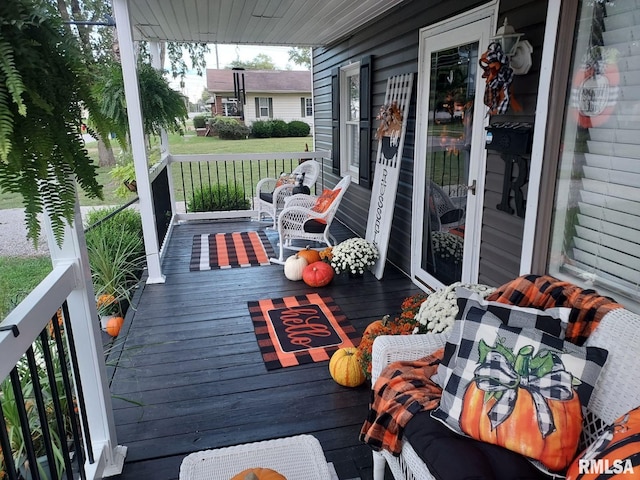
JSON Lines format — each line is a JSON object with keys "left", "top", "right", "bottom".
{"left": 370, "top": 307, "right": 640, "bottom": 480}
{"left": 255, "top": 160, "right": 320, "bottom": 228}
{"left": 272, "top": 175, "right": 351, "bottom": 263}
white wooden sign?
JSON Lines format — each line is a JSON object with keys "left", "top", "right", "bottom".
{"left": 366, "top": 73, "right": 414, "bottom": 279}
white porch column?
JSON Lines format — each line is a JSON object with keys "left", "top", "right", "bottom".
{"left": 113, "top": 0, "right": 165, "bottom": 284}
{"left": 43, "top": 197, "right": 126, "bottom": 478}
{"left": 148, "top": 41, "right": 178, "bottom": 219}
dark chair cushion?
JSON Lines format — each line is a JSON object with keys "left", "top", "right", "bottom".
{"left": 259, "top": 192, "right": 274, "bottom": 203}
{"left": 403, "top": 411, "right": 552, "bottom": 480}
{"left": 303, "top": 219, "right": 327, "bottom": 233}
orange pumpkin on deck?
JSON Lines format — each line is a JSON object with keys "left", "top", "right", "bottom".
{"left": 302, "top": 261, "right": 334, "bottom": 287}
{"left": 297, "top": 246, "right": 322, "bottom": 265}
{"left": 460, "top": 376, "right": 582, "bottom": 471}
{"left": 230, "top": 467, "right": 286, "bottom": 480}
{"left": 106, "top": 316, "right": 125, "bottom": 337}
{"left": 363, "top": 315, "right": 391, "bottom": 338}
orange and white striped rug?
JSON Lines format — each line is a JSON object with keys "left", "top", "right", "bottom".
{"left": 248, "top": 294, "right": 360, "bottom": 370}
{"left": 189, "top": 231, "right": 275, "bottom": 271}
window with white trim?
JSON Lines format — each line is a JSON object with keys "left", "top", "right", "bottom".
{"left": 549, "top": 1, "right": 640, "bottom": 308}
{"left": 304, "top": 97, "right": 313, "bottom": 117}
{"left": 340, "top": 63, "right": 360, "bottom": 179}
{"left": 256, "top": 97, "right": 272, "bottom": 118}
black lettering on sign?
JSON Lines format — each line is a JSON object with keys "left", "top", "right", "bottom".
{"left": 372, "top": 167, "right": 388, "bottom": 246}
{"left": 497, "top": 154, "right": 528, "bottom": 218}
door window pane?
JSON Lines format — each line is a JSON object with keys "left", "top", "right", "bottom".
{"left": 549, "top": 1, "right": 640, "bottom": 307}
{"left": 421, "top": 44, "right": 477, "bottom": 285}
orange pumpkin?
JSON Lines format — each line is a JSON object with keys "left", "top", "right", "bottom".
{"left": 565, "top": 406, "right": 640, "bottom": 479}
{"left": 329, "top": 347, "right": 366, "bottom": 387}
{"left": 297, "top": 246, "right": 322, "bottom": 264}
{"left": 302, "top": 261, "right": 334, "bottom": 287}
{"left": 460, "top": 381, "right": 582, "bottom": 471}
{"left": 230, "top": 468, "right": 286, "bottom": 480}
{"left": 363, "top": 315, "right": 391, "bottom": 338}
{"left": 106, "top": 316, "right": 125, "bottom": 337}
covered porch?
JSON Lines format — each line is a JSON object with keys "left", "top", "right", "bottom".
{"left": 108, "top": 219, "right": 421, "bottom": 480}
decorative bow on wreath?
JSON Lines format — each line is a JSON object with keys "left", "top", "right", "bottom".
{"left": 472, "top": 347, "right": 576, "bottom": 437}
{"left": 479, "top": 42, "right": 522, "bottom": 115}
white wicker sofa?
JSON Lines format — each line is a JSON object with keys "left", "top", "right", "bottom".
{"left": 369, "top": 287, "right": 640, "bottom": 480}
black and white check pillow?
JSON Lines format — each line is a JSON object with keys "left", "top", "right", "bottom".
{"left": 431, "top": 306, "right": 608, "bottom": 471}
{"left": 433, "top": 287, "right": 571, "bottom": 388}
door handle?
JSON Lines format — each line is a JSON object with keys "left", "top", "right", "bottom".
{"left": 467, "top": 180, "right": 477, "bottom": 195}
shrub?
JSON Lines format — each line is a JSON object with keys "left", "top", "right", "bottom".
{"left": 251, "top": 120, "right": 272, "bottom": 138}
{"left": 287, "top": 120, "right": 311, "bottom": 137}
{"left": 193, "top": 115, "right": 209, "bottom": 129}
{"left": 269, "top": 119, "right": 289, "bottom": 137}
{"left": 84, "top": 207, "right": 145, "bottom": 305}
{"left": 212, "top": 117, "right": 250, "bottom": 140}
{"left": 188, "top": 184, "right": 251, "bottom": 212}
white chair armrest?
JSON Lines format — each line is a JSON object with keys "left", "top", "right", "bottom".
{"left": 371, "top": 333, "right": 449, "bottom": 384}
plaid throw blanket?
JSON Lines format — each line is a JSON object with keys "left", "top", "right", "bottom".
{"left": 486, "top": 274, "right": 623, "bottom": 346}
{"left": 360, "top": 274, "right": 623, "bottom": 455}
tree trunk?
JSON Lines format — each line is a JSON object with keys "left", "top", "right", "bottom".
{"left": 98, "top": 137, "right": 116, "bottom": 167}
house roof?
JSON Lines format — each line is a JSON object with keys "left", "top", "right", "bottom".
{"left": 127, "top": 0, "right": 405, "bottom": 46}
{"left": 206, "top": 69, "right": 311, "bottom": 94}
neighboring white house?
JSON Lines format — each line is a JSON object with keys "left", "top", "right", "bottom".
{"left": 206, "top": 69, "right": 313, "bottom": 129}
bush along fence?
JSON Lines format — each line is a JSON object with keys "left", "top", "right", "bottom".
{"left": 192, "top": 116, "right": 310, "bottom": 139}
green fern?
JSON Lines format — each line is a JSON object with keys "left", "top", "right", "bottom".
{"left": 0, "top": 0, "right": 116, "bottom": 246}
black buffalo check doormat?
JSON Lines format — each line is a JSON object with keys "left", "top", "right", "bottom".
{"left": 190, "top": 231, "right": 275, "bottom": 271}
{"left": 247, "top": 294, "right": 360, "bottom": 370}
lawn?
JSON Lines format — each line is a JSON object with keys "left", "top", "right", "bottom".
{"left": 0, "top": 134, "right": 311, "bottom": 209}
{"left": 0, "top": 257, "right": 52, "bottom": 319}
{"left": 0, "top": 133, "right": 311, "bottom": 318}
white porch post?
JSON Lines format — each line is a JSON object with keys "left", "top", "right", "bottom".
{"left": 148, "top": 41, "right": 178, "bottom": 219}
{"left": 43, "top": 197, "right": 126, "bottom": 478}
{"left": 113, "top": 0, "right": 165, "bottom": 284}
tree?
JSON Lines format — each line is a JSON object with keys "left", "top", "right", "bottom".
{"left": 227, "top": 53, "right": 276, "bottom": 70}
{"left": 288, "top": 47, "right": 311, "bottom": 69}
{"left": 0, "top": 0, "right": 118, "bottom": 245}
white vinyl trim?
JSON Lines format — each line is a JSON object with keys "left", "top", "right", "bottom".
{"left": 520, "top": 1, "right": 562, "bottom": 274}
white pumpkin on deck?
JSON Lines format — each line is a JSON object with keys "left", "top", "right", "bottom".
{"left": 283, "top": 254, "right": 308, "bottom": 281}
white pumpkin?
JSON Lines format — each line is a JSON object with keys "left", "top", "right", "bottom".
{"left": 284, "top": 254, "right": 308, "bottom": 281}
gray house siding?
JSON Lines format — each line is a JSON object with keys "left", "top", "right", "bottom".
{"left": 313, "top": 0, "right": 546, "bottom": 284}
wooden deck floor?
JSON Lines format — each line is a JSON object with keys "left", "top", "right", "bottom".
{"left": 108, "top": 219, "right": 422, "bottom": 480}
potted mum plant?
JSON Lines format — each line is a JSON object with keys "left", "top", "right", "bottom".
{"left": 330, "top": 238, "right": 379, "bottom": 277}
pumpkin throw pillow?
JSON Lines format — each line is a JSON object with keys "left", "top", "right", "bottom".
{"left": 432, "top": 306, "right": 609, "bottom": 473}
{"left": 433, "top": 287, "right": 571, "bottom": 388}
{"left": 565, "top": 405, "right": 640, "bottom": 479}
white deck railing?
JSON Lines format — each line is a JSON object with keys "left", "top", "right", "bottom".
{"left": 0, "top": 203, "right": 126, "bottom": 479}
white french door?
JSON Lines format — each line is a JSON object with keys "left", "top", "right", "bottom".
{"left": 412, "top": 3, "right": 497, "bottom": 290}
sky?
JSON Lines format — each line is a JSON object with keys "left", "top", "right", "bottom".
{"left": 167, "top": 44, "right": 300, "bottom": 103}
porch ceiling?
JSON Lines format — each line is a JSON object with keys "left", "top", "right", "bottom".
{"left": 128, "top": 0, "right": 405, "bottom": 46}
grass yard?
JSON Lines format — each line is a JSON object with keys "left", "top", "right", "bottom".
{"left": 0, "top": 256, "right": 52, "bottom": 319}
{"left": 0, "top": 133, "right": 312, "bottom": 318}
{"left": 0, "top": 134, "right": 311, "bottom": 209}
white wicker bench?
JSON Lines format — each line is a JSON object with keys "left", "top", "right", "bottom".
{"left": 179, "top": 434, "right": 332, "bottom": 480}
{"left": 370, "top": 308, "right": 640, "bottom": 480}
